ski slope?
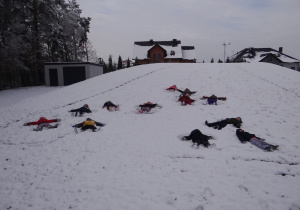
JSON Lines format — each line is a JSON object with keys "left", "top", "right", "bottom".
{"left": 0, "top": 63, "right": 300, "bottom": 210}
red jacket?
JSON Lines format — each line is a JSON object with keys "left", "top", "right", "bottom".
{"left": 27, "top": 117, "right": 58, "bottom": 125}
{"left": 166, "top": 85, "right": 177, "bottom": 90}
{"left": 178, "top": 95, "right": 195, "bottom": 105}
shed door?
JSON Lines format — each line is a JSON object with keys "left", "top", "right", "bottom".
{"left": 63, "top": 66, "right": 86, "bottom": 86}
{"left": 49, "top": 68, "right": 58, "bottom": 86}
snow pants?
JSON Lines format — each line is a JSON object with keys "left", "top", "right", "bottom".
{"left": 250, "top": 137, "right": 273, "bottom": 150}
{"left": 206, "top": 120, "right": 228, "bottom": 130}
{"left": 70, "top": 108, "right": 84, "bottom": 116}
{"left": 33, "top": 123, "right": 57, "bottom": 131}
{"left": 81, "top": 125, "right": 97, "bottom": 131}
{"left": 207, "top": 98, "right": 217, "bottom": 105}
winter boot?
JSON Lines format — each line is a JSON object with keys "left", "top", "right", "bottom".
{"left": 181, "top": 136, "right": 188, "bottom": 141}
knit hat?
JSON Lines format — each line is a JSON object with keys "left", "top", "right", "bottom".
{"left": 238, "top": 117, "right": 243, "bottom": 123}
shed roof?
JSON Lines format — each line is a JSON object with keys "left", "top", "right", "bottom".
{"left": 44, "top": 62, "right": 103, "bottom": 67}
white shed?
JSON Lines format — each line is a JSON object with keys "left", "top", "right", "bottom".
{"left": 44, "top": 62, "right": 103, "bottom": 86}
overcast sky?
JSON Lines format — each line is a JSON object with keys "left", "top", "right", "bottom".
{"left": 76, "top": 0, "right": 300, "bottom": 63}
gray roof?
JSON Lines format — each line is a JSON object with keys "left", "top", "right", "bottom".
{"left": 230, "top": 48, "right": 300, "bottom": 63}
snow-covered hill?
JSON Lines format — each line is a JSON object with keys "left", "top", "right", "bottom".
{"left": 0, "top": 63, "right": 300, "bottom": 210}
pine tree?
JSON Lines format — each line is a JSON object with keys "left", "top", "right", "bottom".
{"left": 117, "top": 56, "right": 123, "bottom": 70}
{"left": 134, "top": 57, "right": 139, "bottom": 66}
{"left": 211, "top": 58, "right": 214, "bottom": 63}
{"left": 108, "top": 55, "right": 113, "bottom": 72}
{"left": 126, "top": 58, "right": 131, "bottom": 68}
{"left": 113, "top": 63, "right": 117, "bottom": 71}
{"left": 102, "top": 62, "right": 108, "bottom": 74}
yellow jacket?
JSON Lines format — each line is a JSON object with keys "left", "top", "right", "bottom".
{"left": 83, "top": 120, "right": 96, "bottom": 127}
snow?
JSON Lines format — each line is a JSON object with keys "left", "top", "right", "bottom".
{"left": 0, "top": 86, "right": 62, "bottom": 108}
{"left": 1, "top": 63, "right": 300, "bottom": 210}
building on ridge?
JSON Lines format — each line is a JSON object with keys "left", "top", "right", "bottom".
{"left": 133, "top": 39, "right": 196, "bottom": 65}
{"left": 229, "top": 47, "right": 300, "bottom": 71}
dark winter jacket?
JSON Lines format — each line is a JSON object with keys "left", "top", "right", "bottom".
{"left": 139, "top": 103, "right": 158, "bottom": 109}
{"left": 209, "top": 94, "right": 218, "bottom": 99}
{"left": 202, "top": 95, "right": 226, "bottom": 101}
{"left": 177, "top": 88, "right": 196, "bottom": 96}
{"left": 186, "top": 129, "right": 212, "bottom": 147}
{"left": 226, "top": 118, "right": 242, "bottom": 128}
{"left": 236, "top": 129, "right": 257, "bottom": 143}
{"left": 102, "top": 101, "right": 118, "bottom": 110}
{"left": 78, "top": 106, "right": 91, "bottom": 113}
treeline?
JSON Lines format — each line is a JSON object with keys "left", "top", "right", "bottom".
{"left": 101, "top": 55, "right": 132, "bottom": 74}
{"left": 0, "top": 0, "right": 96, "bottom": 89}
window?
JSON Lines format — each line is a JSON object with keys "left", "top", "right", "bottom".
{"left": 153, "top": 53, "right": 156, "bottom": 62}
{"left": 158, "top": 53, "right": 162, "bottom": 62}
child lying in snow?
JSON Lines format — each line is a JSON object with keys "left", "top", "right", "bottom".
{"left": 73, "top": 118, "right": 105, "bottom": 132}
{"left": 69, "top": 104, "right": 92, "bottom": 116}
{"left": 23, "top": 117, "right": 60, "bottom": 131}
{"left": 236, "top": 129, "right": 279, "bottom": 151}
{"left": 138, "top": 102, "right": 160, "bottom": 114}
{"left": 102, "top": 101, "right": 119, "bottom": 111}
{"left": 181, "top": 129, "right": 214, "bottom": 148}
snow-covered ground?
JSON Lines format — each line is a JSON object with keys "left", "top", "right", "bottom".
{"left": 0, "top": 63, "right": 300, "bottom": 210}
{"left": 0, "top": 86, "right": 61, "bottom": 108}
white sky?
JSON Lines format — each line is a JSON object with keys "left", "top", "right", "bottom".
{"left": 76, "top": 0, "right": 300, "bottom": 63}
